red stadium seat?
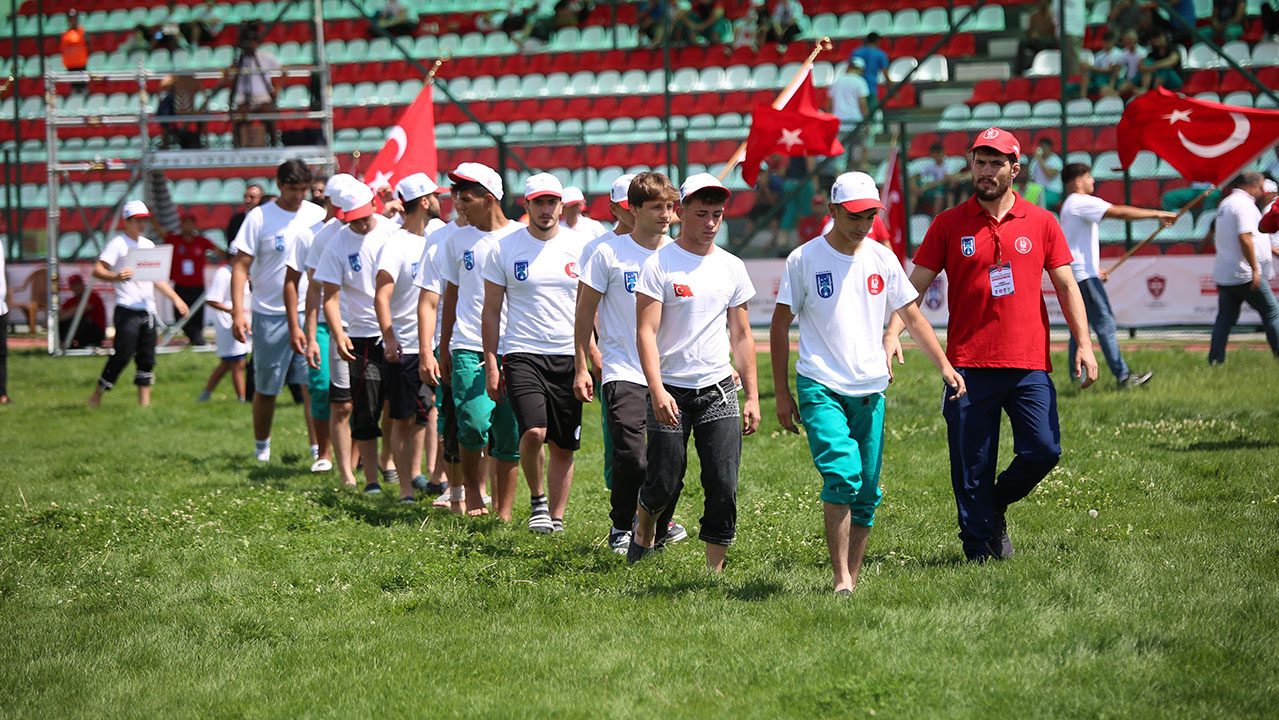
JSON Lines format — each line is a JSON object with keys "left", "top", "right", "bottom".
{"left": 1130, "top": 179, "right": 1160, "bottom": 208}
{"left": 1099, "top": 244, "right": 1126, "bottom": 258}
{"left": 1182, "top": 70, "right": 1219, "bottom": 96}
{"left": 1095, "top": 180, "right": 1125, "bottom": 204}
{"left": 883, "top": 83, "right": 916, "bottom": 109}
{"left": 1133, "top": 243, "right": 1160, "bottom": 256}
{"left": 1093, "top": 126, "right": 1118, "bottom": 151}
{"left": 909, "top": 132, "right": 940, "bottom": 159}
{"left": 1067, "top": 127, "right": 1094, "bottom": 153}
{"left": 1164, "top": 242, "right": 1197, "bottom": 255}
{"left": 1032, "top": 77, "right": 1061, "bottom": 101}
{"left": 969, "top": 79, "right": 1002, "bottom": 105}
{"left": 942, "top": 131, "right": 970, "bottom": 156}
{"left": 1217, "top": 72, "right": 1256, "bottom": 95}
{"left": 1003, "top": 77, "right": 1032, "bottom": 102}
{"left": 1033, "top": 128, "right": 1061, "bottom": 151}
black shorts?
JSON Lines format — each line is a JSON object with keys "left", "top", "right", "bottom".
{"left": 348, "top": 336, "right": 388, "bottom": 441}
{"left": 502, "top": 352, "right": 582, "bottom": 451}
{"left": 388, "top": 353, "right": 431, "bottom": 425}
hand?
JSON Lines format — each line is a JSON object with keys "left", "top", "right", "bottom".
{"left": 1075, "top": 345, "right": 1099, "bottom": 389}
{"left": 775, "top": 390, "right": 800, "bottom": 434}
{"left": 289, "top": 326, "right": 307, "bottom": 355}
{"left": 942, "top": 367, "right": 967, "bottom": 399}
{"left": 883, "top": 333, "right": 904, "bottom": 382}
{"left": 731, "top": 368, "right": 742, "bottom": 390}
{"left": 485, "top": 363, "right": 504, "bottom": 402}
{"left": 1099, "top": 268, "right": 1110, "bottom": 282}
{"left": 590, "top": 363, "right": 602, "bottom": 386}
{"left": 573, "top": 368, "right": 595, "bottom": 403}
{"left": 383, "top": 335, "right": 401, "bottom": 364}
{"left": 232, "top": 312, "right": 251, "bottom": 343}
{"left": 116, "top": 268, "right": 134, "bottom": 281}
{"left": 173, "top": 299, "right": 189, "bottom": 318}
{"left": 418, "top": 352, "right": 440, "bottom": 386}
{"left": 742, "top": 397, "right": 760, "bottom": 436}
{"left": 1251, "top": 272, "right": 1262, "bottom": 292}
{"left": 651, "top": 387, "right": 680, "bottom": 427}
{"left": 1155, "top": 210, "right": 1176, "bottom": 227}
{"left": 334, "top": 334, "right": 357, "bottom": 362}
{"left": 305, "top": 339, "right": 323, "bottom": 369}
{"left": 439, "top": 348, "right": 452, "bottom": 387}
{"left": 382, "top": 198, "right": 404, "bottom": 217}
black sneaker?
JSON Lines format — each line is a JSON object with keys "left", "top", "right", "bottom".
{"left": 363, "top": 482, "right": 383, "bottom": 496}
{"left": 626, "top": 540, "right": 655, "bottom": 565}
{"left": 1122, "top": 370, "right": 1154, "bottom": 388}
{"left": 992, "top": 504, "right": 1014, "bottom": 559}
{"left": 665, "top": 521, "right": 688, "bottom": 543}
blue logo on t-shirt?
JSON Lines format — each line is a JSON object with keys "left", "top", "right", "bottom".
{"left": 816, "top": 271, "right": 834, "bottom": 298}
{"left": 514, "top": 261, "right": 529, "bottom": 281}
{"left": 410, "top": 261, "right": 420, "bottom": 278}
{"left": 348, "top": 253, "right": 362, "bottom": 272}
{"left": 961, "top": 236, "right": 976, "bottom": 257}
{"left": 463, "top": 250, "right": 474, "bottom": 270}
{"left": 273, "top": 234, "right": 285, "bottom": 252}
{"left": 624, "top": 270, "right": 638, "bottom": 293}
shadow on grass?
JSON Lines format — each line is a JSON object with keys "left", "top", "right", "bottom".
{"left": 1158, "top": 438, "right": 1279, "bottom": 452}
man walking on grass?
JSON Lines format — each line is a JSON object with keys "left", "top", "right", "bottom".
{"left": 771, "top": 172, "right": 965, "bottom": 594}
{"left": 1209, "top": 172, "right": 1279, "bottom": 363}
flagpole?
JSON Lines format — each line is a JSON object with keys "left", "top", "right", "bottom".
{"left": 717, "top": 37, "right": 833, "bottom": 182}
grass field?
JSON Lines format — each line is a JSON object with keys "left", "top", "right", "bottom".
{"left": 1, "top": 344, "right": 1277, "bottom": 718}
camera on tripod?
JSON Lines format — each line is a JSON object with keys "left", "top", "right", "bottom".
{"left": 235, "top": 20, "right": 263, "bottom": 51}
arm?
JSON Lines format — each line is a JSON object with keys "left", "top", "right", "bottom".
{"left": 898, "top": 302, "right": 965, "bottom": 398}
{"left": 323, "top": 282, "right": 355, "bottom": 361}
{"left": 93, "top": 259, "right": 132, "bottom": 283}
{"left": 155, "top": 281, "right": 189, "bottom": 317}
{"left": 206, "top": 300, "right": 233, "bottom": 313}
{"left": 1103, "top": 205, "right": 1177, "bottom": 223}
{"left": 283, "top": 267, "right": 306, "bottom": 354}
{"left": 416, "top": 288, "right": 441, "bottom": 385}
{"left": 303, "top": 270, "right": 323, "bottom": 369}
{"left": 481, "top": 280, "right": 506, "bottom": 402}
{"left": 1239, "top": 232, "right": 1261, "bottom": 290}
{"left": 636, "top": 293, "right": 678, "bottom": 426}
{"left": 1048, "top": 265, "right": 1098, "bottom": 387}
{"left": 727, "top": 304, "right": 759, "bottom": 436}
{"left": 769, "top": 303, "right": 800, "bottom": 433}
{"left": 230, "top": 251, "right": 252, "bottom": 342}
{"left": 375, "top": 270, "right": 401, "bottom": 363}
{"left": 883, "top": 264, "right": 940, "bottom": 377}
{"left": 438, "top": 283, "right": 458, "bottom": 386}
{"left": 573, "top": 282, "right": 604, "bottom": 403}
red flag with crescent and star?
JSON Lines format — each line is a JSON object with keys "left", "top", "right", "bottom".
{"left": 880, "top": 146, "right": 907, "bottom": 264}
{"left": 742, "top": 68, "right": 844, "bottom": 187}
{"left": 1117, "top": 87, "right": 1279, "bottom": 186}
{"left": 361, "top": 84, "right": 438, "bottom": 193}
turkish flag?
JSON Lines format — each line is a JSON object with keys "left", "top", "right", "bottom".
{"left": 1117, "top": 87, "right": 1279, "bottom": 186}
{"left": 361, "top": 84, "right": 438, "bottom": 193}
{"left": 880, "top": 146, "right": 907, "bottom": 264}
{"left": 742, "top": 69, "right": 844, "bottom": 187}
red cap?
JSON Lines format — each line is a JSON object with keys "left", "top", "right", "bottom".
{"left": 970, "top": 127, "right": 1022, "bottom": 158}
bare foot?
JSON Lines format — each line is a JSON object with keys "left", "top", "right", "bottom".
{"left": 466, "top": 507, "right": 489, "bottom": 517}
{"left": 86, "top": 394, "right": 101, "bottom": 409}
{"left": 0, "top": 395, "right": 10, "bottom": 405}
{"left": 449, "top": 500, "right": 464, "bottom": 516}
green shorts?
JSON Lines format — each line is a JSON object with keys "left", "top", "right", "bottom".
{"left": 450, "top": 348, "right": 519, "bottom": 461}
{"left": 796, "top": 375, "right": 884, "bottom": 525}
{"left": 309, "top": 321, "right": 331, "bottom": 421}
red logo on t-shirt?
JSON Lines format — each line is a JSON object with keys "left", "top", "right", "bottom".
{"left": 867, "top": 274, "right": 884, "bottom": 295}
{"left": 1015, "top": 236, "right": 1032, "bottom": 254}
{"left": 673, "top": 283, "right": 694, "bottom": 297}
{"left": 565, "top": 262, "right": 580, "bottom": 279}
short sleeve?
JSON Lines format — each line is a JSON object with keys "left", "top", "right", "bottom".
{"left": 912, "top": 217, "right": 948, "bottom": 273}
{"left": 635, "top": 253, "right": 666, "bottom": 301}
{"left": 375, "top": 236, "right": 402, "bottom": 277}
{"left": 439, "top": 235, "right": 460, "bottom": 286}
{"left": 1042, "top": 216, "right": 1075, "bottom": 269}
{"left": 776, "top": 249, "right": 803, "bottom": 312}
{"left": 206, "top": 269, "right": 230, "bottom": 304}
{"left": 581, "top": 242, "right": 612, "bottom": 294}
{"left": 1074, "top": 195, "right": 1112, "bottom": 225}
{"left": 313, "top": 242, "right": 343, "bottom": 285}
{"left": 480, "top": 242, "right": 507, "bottom": 287}
{"left": 884, "top": 249, "right": 919, "bottom": 311}
{"left": 728, "top": 258, "right": 756, "bottom": 307}
{"left": 98, "top": 237, "right": 126, "bottom": 268}
{"left": 286, "top": 226, "right": 312, "bottom": 273}
{"left": 229, "top": 207, "right": 261, "bottom": 257}
{"left": 1238, "top": 205, "right": 1261, "bottom": 237}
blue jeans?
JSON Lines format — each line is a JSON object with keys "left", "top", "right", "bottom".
{"left": 1209, "top": 281, "right": 1279, "bottom": 363}
{"left": 1068, "top": 276, "right": 1130, "bottom": 382}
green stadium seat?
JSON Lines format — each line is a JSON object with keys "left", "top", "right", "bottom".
{"left": 437, "top": 34, "right": 461, "bottom": 54}
{"left": 414, "top": 35, "right": 438, "bottom": 58}
{"left": 1254, "top": 42, "right": 1279, "bottom": 66}
{"left": 939, "top": 104, "right": 969, "bottom": 130}
{"left": 367, "top": 37, "right": 392, "bottom": 61}
{"left": 1032, "top": 99, "right": 1062, "bottom": 119}
{"left": 579, "top": 26, "right": 609, "bottom": 51}
{"left": 886, "top": 57, "right": 916, "bottom": 82}
{"left": 173, "top": 179, "right": 200, "bottom": 204}
{"left": 549, "top": 27, "right": 580, "bottom": 53}
{"left": 211, "top": 46, "right": 234, "bottom": 67}
{"left": 529, "top": 119, "right": 556, "bottom": 136}
{"left": 494, "top": 74, "right": 522, "bottom": 99}
{"left": 398, "top": 79, "right": 424, "bottom": 103}
{"left": 506, "top": 119, "right": 532, "bottom": 138}
{"left": 1065, "top": 98, "right": 1093, "bottom": 118}
{"left": 106, "top": 93, "right": 133, "bottom": 115}
{"left": 352, "top": 81, "right": 377, "bottom": 105}
{"left": 919, "top": 7, "right": 949, "bottom": 34}
{"left": 865, "top": 10, "right": 892, "bottom": 35}
{"left": 467, "top": 75, "right": 496, "bottom": 101}
{"left": 750, "top": 64, "right": 778, "bottom": 89}
{"left": 696, "top": 67, "right": 725, "bottom": 93}
{"left": 483, "top": 32, "right": 515, "bottom": 55}
{"left": 891, "top": 9, "right": 920, "bottom": 35}
{"left": 1026, "top": 50, "right": 1061, "bottom": 77}
{"left": 808, "top": 13, "right": 838, "bottom": 39}
{"left": 592, "top": 70, "right": 621, "bottom": 96}
{"left": 279, "top": 84, "right": 309, "bottom": 109}
{"left": 838, "top": 12, "right": 864, "bottom": 38}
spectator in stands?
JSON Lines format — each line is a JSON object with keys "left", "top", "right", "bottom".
{"left": 1211, "top": 0, "right": 1247, "bottom": 43}
{"left": 159, "top": 214, "right": 225, "bottom": 346}
{"left": 1080, "top": 30, "right": 1124, "bottom": 98}
{"left": 1030, "top": 137, "right": 1064, "bottom": 209}
{"left": 1135, "top": 32, "right": 1183, "bottom": 93}
{"left": 1263, "top": 2, "right": 1279, "bottom": 40}
{"left": 637, "top": 0, "right": 670, "bottom": 45}
{"left": 154, "top": 2, "right": 189, "bottom": 52}
{"left": 224, "top": 22, "right": 282, "bottom": 147}
{"left": 374, "top": 0, "right": 418, "bottom": 37}
{"left": 746, "top": 163, "right": 783, "bottom": 249}
{"left": 226, "top": 183, "right": 264, "bottom": 243}
{"left": 60, "top": 9, "right": 89, "bottom": 95}
{"left": 913, "top": 143, "right": 963, "bottom": 215}
{"left": 828, "top": 58, "right": 870, "bottom": 172}
{"left": 1107, "top": 0, "right": 1142, "bottom": 38}
{"left": 11, "top": 267, "right": 47, "bottom": 332}
{"left": 1014, "top": 165, "right": 1050, "bottom": 208}
{"left": 57, "top": 274, "right": 106, "bottom": 348}
{"left": 185, "top": 0, "right": 224, "bottom": 46}
{"left": 1162, "top": 0, "right": 1199, "bottom": 45}
{"left": 122, "top": 24, "right": 154, "bottom": 54}
{"left": 849, "top": 33, "right": 890, "bottom": 105}
{"left": 1209, "top": 172, "right": 1279, "bottom": 363}
{"left": 1017, "top": 0, "right": 1060, "bottom": 75}
{"left": 1114, "top": 30, "right": 1146, "bottom": 91}
{"left": 672, "top": 0, "right": 732, "bottom": 46}
{"left": 759, "top": 0, "right": 805, "bottom": 47}
{"left": 1052, "top": 0, "right": 1086, "bottom": 76}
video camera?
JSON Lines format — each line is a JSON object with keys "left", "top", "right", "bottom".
{"left": 236, "top": 19, "right": 263, "bottom": 51}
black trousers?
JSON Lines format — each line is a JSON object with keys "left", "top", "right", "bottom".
{"left": 98, "top": 307, "right": 156, "bottom": 390}
{"left": 604, "top": 380, "right": 676, "bottom": 539}
{"left": 59, "top": 317, "right": 105, "bottom": 348}
{"left": 173, "top": 284, "right": 205, "bottom": 345}
{"left": 0, "top": 311, "right": 8, "bottom": 397}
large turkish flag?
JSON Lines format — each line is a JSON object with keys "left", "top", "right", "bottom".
{"left": 361, "top": 84, "right": 438, "bottom": 193}
{"left": 742, "top": 69, "right": 844, "bottom": 187}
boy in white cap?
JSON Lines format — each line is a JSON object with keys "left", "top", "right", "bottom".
{"left": 560, "top": 186, "right": 609, "bottom": 240}
{"left": 771, "top": 172, "right": 965, "bottom": 594}
{"left": 483, "top": 173, "right": 591, "bottom": 533}
{"left": 316, "top": 182, "right": 396, "bottom": 494}
{"left": 628, "top": 173, "right": 760, "bottom": 570}
{"left": 87, "top": 200, "right": 190, "bottom": 408}
{"left": 438, "top": 162, "right": 524, "bottom": 518}
{"left": 230, "top": 159, "right": 326, "bottom": 461}
{"left": 375, "top": 172, "right": 443, "bottom": 503}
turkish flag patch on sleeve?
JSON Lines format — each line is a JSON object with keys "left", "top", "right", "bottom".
{"left": 673, "top": 283, "right": 694, "bottom": 297}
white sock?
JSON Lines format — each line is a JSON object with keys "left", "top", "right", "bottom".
{"left": 310, "top": 444, "right": 319, "bottom": 460}
{"left": 254, "top": 438, "right": 271, "bottom": 461}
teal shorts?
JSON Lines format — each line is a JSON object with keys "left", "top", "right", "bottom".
{"left": 309, "top": 322, "right": 331, "bottom": 421}
{"left": 796, "top": 375, "right": 885, "bottom": 525}
{"left": 450, "top": 348, "right": 519, "bottom": 461}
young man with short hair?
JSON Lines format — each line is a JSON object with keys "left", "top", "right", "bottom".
{"left": 439, "top": 163, "right": 524, "bottom": 518}
{"left": 560, "top": 186, "right": 609, "bottom": 240}
{"left": 629, "top": 174, "right": 760, "bottom": 570}
{"left": 230, "top": 160, "right": 326, "bottom": 461}
{"left": 87, "top": 201, "right": 190, "bottom": 408}
{"left": 1210, "top": 172, "right": 1279, "bottom": 362}
{"left": 484, "top": 173, "right": 591, "bottom": 533}
{"left": 771, "top": 173, "right": 965, "bottom": 594}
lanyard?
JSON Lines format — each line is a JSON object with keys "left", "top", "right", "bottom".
{"left": 985, "top": 213, "right": 1004, "bottom": 266}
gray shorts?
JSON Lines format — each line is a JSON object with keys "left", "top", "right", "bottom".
{"left": 328, "top": 331, "right": 351, "bottom": 398}
{"left": 251, "top": 312, "right": 307, "bottom": 396}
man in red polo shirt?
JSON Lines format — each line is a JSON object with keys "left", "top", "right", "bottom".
{"left": 162, "top": 214, "right": 225, "bottom": 346}
{"left": 886, "top": 127, "right": 1098, "bottom": 563}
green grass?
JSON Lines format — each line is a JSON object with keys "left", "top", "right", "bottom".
{"left": 1, "top": 346, "right": 1277, "bottom": 718}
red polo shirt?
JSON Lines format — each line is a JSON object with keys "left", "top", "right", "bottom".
{"left": 912, "top": 192, "right": 1073, "bottom": 371}
{"left": 165, "top": 232, "right": 221, "bottom": 287}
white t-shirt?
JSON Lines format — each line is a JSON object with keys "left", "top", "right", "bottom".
{"left": 440, "top": 221, "right": 526, "bottom": 353}
{"left": 314, "top": 221, "right": 393, "bottom": 338}
{"left": 483, "top": 226, "right": 591, "bottom": 356}
{"left": 1031, "top": 153, "right": 1064, "bottom": 194}
{"left": 206, "top": 264, "right": 251, "bottom": 357}
{"left": 581, "top": 232, "right": 671, "bottom": 386}
{"left": 777, "top": 237, "right": 916, "bottom": 397}
{"left": 233, "top": 50, "right": 282, "bottom": 105}
{"left": 1214, "top": 188, "right": 1263, "bottom": 286}
{"left": 376, "top": 227, "right": 428, "bottom": 354}
{"left": 230, "top": 200, "right": 325, "bottom": 316}
{"left": 1092, "top": 46, "right": 1123, "bottom": 72}
{"left": 635, "top": 243, "right": 755, "bottom": 389}
{"left": 1059, "top": 192, "right": 1113, "bottom": 282}
{"left": 0, "top": 251, "right": 7, "bottom": 316}
{"left": 829, "top": 72, "right": 869, "bottom": 125}
{"left": 99, "top": 234, "right": 157, "bottom": 311}
{"left": 561, "top": 215, "right": 609, "bottom": 240}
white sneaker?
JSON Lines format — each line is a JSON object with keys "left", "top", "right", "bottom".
{"left": 311, "top": 459, "right": 333, "bottom": 473}
{"left": 609, "top": 529, "right": 632, "bottom": 555}
{"left": 254, "top": 440, "right": 270, "bottom": 462}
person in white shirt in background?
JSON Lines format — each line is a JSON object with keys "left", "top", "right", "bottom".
{"left": 483, "top": 173, "right": 591, "bottom": 534}
{"left": 317, "top": 182, "right": 396, "bottom": 493}
{"left": 88, "top": 201, "right": 190, "bottom": 408}
{"left": 770, "top": 172, "right": 963, "bottom": 594}
{"left": 230, "top": 160, "right": 326, "bottom": 461}
{"left": 628, "top": 174, "right": 760, "bottom": 571}
{"left": 375, "top": 173, "right": 444, "bottom": 503}
{"left": 198, "top": 258, "right": 251, "bottom": 402}
{"left": 1209, "top": 172, "right": 1279, "bottom": 363}
{"left": 828, "top": 57, "right": 870, "bottom": 172}
{"left": 1257, "top": 178, "right": 1278, "bottom": 282}
{"left": 439, "top": 163, "right": 524, "bottom": 519}
{"left": 1080, "top": 29, "right": 1124, "bottom": 98}
{"left": 1030, "top": 137, "right": 1064, "bottom": 209}
{"left": 560, "top": 186, "right": 609, "bottom": 240}
{"left": 1058, "top": 163, "right": 1172, "bottom": 387}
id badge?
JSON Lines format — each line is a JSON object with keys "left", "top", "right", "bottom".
{"left": 181, "top": 259, "right": 195, "bottom": 277}
{"left": 989, "top": 263, "right": 1014, "bottom": 297}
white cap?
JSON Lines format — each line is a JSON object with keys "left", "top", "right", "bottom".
{"left": 335, "top": 181, "right": 376, "bottom": 221}
{"left": 324, "top": 173, "right": 357, "bottom": 198}
{"left": 397, "top": 172, "right": 441, "bottom": 202}
{"left": 562, "top": 186, "right": 586, "bottom": 207}
{"left": 831, "top": 172, "right": 884, "bottom": 213}
{"left": 1265, "top": 178, "right": 1278, "bottom": 194}
{"left": 679, "top": 173, "right": 732, "bottom": 203}
{"left": 122, "top": 200, "right": 150, "bottom": 219}
{"left": 448, "top": 162, "right": 503, "bottom": 201}
{"left": 851, "top": 57, "right": 866, "bottom": 69}
{"left": 610, "top": 173, "right": 637, "bottom": 208}
{"left": 524, "top": 172, "right": 564, "bottom": 200}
